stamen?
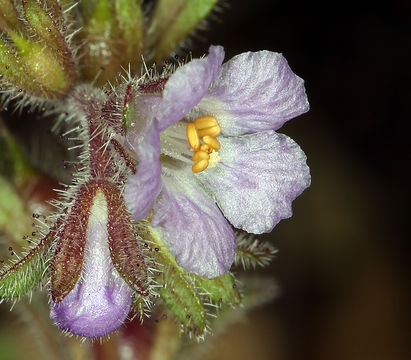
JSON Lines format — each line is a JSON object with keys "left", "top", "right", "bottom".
{"left": 197, "top": 125, "right": 221, "bottom": 138}
{"left": 194, "top": 116, "right": 218, "bottom": 130}
{"left": 186, "top": 116, "right": 222, "bottom": 173}
{"left": 200, "top": 144, "right": 211, "bottom": 153}
{"left": 192, "top": 159, "right": 209, "bottom": 173}
{"left": 186, "top": 123, "right": 200, "bottom": 150}
{"left": 192, "top": 151, "right": 210, "bottom": 161}
{"left": 202, "top": 135, "right": 220, "bottom": 151}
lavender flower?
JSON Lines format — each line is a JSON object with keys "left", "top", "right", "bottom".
{"left": 124, "top": 45, "right": 311, "bottom": 279}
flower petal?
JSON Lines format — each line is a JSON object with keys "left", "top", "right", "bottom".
{"left": 192, "top": 51, "right": 309, "bottom": 136}
{"left": 151, "top": 176, "right": 236, "bottom": 278}
{"left": 124, "top": 123, "right": 162, "bottom": 222}
{"left": 197, "top": 131, "right": 311, "bottom": 233}
{"left": 50, "top": 192, "right": 132, "bottom": 338}
{"left": 157, "top": 45, "right": 225, "bottom": 131}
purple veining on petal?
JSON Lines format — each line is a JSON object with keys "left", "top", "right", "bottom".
{"left": 197, "top": 131, "right": 311, "bottom": 234}
{"left": 50, "top": 192, "right": 132, "bottom": 338}
{"left": 196, "top": 51, "right": 309, "bottom": 136}
{"left": 156, "top": 45, "right": 225, "bottom": 131}
{"left": 151, "top": 176, "right": 236, "bottom": 278}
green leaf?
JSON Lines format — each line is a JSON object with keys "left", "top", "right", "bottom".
{"left": 0, "top": 231, "right": 53, "bottom": 298}
{"left": 148, "top": 0, "right": 218, "bottom": 61}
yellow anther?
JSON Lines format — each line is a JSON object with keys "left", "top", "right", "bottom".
{"left": 194, "top": 116, "right": 218, "bottom": 130}
{"left": 192, "top": 159, "right": 209, "bottom": 173}
{"left": 188, "top": 116, "right": 222, "bottom": 173}
{"left": 192, "top": 150, "right": 210, "bottom": 162}
{"left": 202, "top": 135, "right": 221, "bottom": 151}
{"left": 197, "top": 124, "right": 221, "bottom": 138}
{"left": 186, "top": 123, "right": 200, "bottom": 150}
{"left": 200, "top": 144, "right": 211, "bottom": 153}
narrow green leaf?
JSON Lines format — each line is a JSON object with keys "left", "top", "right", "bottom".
{"left": 0, "top": 231, "right": 53, "bottom": 298}
{"left": 149, "top": 0, "right": 218, "bottom": 61}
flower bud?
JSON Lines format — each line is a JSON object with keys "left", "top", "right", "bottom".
{"left": 0, "top": 0, "right": 77, "bottom": 99}
{"left": 80, "top": 0, "right": 144, "bottom": 85}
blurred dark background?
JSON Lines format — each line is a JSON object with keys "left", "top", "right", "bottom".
{"left": 192, "top": 0, "right": 409, "bottom": 359}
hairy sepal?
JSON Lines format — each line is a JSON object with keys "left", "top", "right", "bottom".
{"left": 50, "top": 184, "right": 95, "bottom": 303}
{"left": 193, "top": 273, "right": 241, "bottom": 306}
{"left": 235, "top": 232, "right": 278, "bottom": 270}
{"left": 103, "top": 181, "right": 149, "bottom": 297}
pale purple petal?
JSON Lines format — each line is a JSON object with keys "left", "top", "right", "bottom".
{"left": 193, "top": 51, "right": 309, "bottom": 136}
{"left": 50, "top": 193, "right": 132, "bottom": 338}
{"left": 124, "top": 122, "right": 162, "bottom": 222}
{"left": 197, "top": 131, "right": 311, "bottom": 233}
{"left": 157, "top": 45, "right": 225, "bottom": 131}
{"left": 126, "top": 94, "right": 161, "bottom": 138}
{"left": 151, "top": 176, "right": 236, "bottom": 278}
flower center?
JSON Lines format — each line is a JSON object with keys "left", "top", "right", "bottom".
{"left": 186, "top": 116, "right": 221, "bottom": 173}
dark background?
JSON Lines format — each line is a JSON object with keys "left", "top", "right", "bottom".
{"left": 192, "top": 1, "right": 409, "bottom": 359}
